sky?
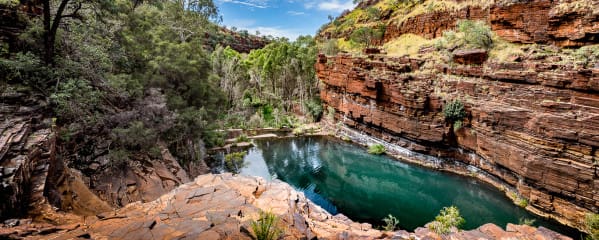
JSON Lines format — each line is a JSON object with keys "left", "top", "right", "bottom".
{"left": 215, "top": 0, "right": 357, "bottom": 41}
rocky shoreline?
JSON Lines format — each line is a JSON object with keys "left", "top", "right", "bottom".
{"left": 0, "top": 173, "right": 574, "bottom": 239}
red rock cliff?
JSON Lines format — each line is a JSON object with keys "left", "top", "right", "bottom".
{"left": 316, "top": 53, "right": 599, "bottom": 230}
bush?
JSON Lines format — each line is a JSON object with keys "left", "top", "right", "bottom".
{"left": 224, "top": 151, "right": 247, "bottom": 174}
{"left": 382, "top": 214, "right": 399, "bottom": 231}
{"left": 458, "top": 20, "right": 494, "bottom": 50}
{"left": 323, "top": 39, "right": 340, "bottom": 56}
{"left": 585, "top": 213, "right": 599, "bottom": 240}
{"left": 517, "top": 198, "right": 528, "bottom": 208}
{"left": 304, "top": 98, "right": 323, "bottom": 122}
{"left": 429, "top": 206, "right": 465, "bottom": 235}
{"left": 435, "top": 20, "right": 494, "bottom": 51}
{"left": 368, "top": 144, "right": 386, "bottom": 155}
{"left": 443, "top": 100, "right": 466, "bottom": 123}
{"left": 250, "top": 211, "right": 282, "bottom": 240}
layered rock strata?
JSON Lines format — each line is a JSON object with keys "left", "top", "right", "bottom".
{"left": 385, "top": 0, "right": 599, "bottom": 47}
{"left": 316, "top": 53, "right": 599, "bottom": 230}
{"left": 0, "top": 86, "right": 53, "bottom": 219}
{"left": 0, "top": 174, "right": 573, "bottom": 240}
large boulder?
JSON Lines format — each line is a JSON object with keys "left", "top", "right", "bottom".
{"left": 452, "top": 49, "right": 488, "bottom": 65}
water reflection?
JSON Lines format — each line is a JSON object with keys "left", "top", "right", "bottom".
{"left": 240, "top": 136, "right": 579, "bottom": 238}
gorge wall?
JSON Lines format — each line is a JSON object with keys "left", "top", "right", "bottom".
{"left": 320, "top": 0, "right": 598, "bottom": 47}
{"left": 316, "top": 52, "right": 598, "bottom": 229}
{"left": 383, "top": 0, "right": 598, "bottom": 47}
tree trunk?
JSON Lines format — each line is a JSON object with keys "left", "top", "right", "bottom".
{"left": 42, "top": 0, "right": 71, "bottom": 65}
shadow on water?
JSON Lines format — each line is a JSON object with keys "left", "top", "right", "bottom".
{"left": 239, "top": 136, "right": 583, "bottom": 239}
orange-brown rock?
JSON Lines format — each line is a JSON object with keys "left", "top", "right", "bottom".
{"left": 317, "top": 53, "right": 599, "bottom": 230}
{"left": 0, "top": 86, "right": 54, "bottom": 220}
{"left": 381, "top": 1, "right": 599, "bottom": 47}
{"left": 452, "top": 49, "right": 488, "bottom": 65}
{"left": 0, "top": 174, "right": 573, "bottom": 240}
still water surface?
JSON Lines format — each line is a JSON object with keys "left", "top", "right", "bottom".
{"left": 238, "top": 136, "right": 579, "bottom": 237}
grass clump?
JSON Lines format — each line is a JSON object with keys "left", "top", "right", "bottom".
{"left": 429, "top": 206, "right": 465, "bottom": 235}
{"left": 585, "top": 213, "right": 599, "bottom": 240}
{"left": 518, "top": 218, "right": 535, "bottom": 226}
{"left": 508, "top": 191, "right": 529, "bottom": 208}
{"left": 382, "top": 214, "right": 400, "bottom": 231}
{"left": 551, "top": 0, "right": 597, "bottom": 15}
{"left": 250, "top": 211, "right": 282, "bottom": 240}
{"left": 368, "top": 144, "right": 386, "bottom": 155}
{"left": 383, "top": 34, "right": 432, "bottom": 57}
{"left": 236, "top": 134, "right": 250, "bottom": 143}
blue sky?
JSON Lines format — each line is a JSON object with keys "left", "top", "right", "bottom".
{"left": 215, "top": 0, "right": 356, "bottom": 40}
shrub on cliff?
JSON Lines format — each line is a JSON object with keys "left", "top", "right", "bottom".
{"left": 586, "top": 213, "right": 599, "bottom": 240}
{"left": 429, "top": 206, "right": 465, "bottom": 235}
{"left": 443, "top": 100, "right": 466, "bottom": 131}
{"left": 435, "top": 20, "right": 494, "bottom": 51}
{"left": 251, "top": 211, "right": 282, "bottom": 240}
{"left": 368, "top": 144, "right": 386, "bottom": 155}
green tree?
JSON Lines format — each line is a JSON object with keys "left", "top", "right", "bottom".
{"left": 429, "top": 206, "right": 465, "bottom": 235}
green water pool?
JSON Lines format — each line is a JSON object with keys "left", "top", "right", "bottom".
{"left": 237, "top": 136, "right": 580, "bottom": 238}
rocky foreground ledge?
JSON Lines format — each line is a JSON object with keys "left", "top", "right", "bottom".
{"left": 0, "top": 173, "right": 572, "bottom": 239}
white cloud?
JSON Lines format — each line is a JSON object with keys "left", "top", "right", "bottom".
{"left": 243, "top": 26, "right": 301, "bottom": 40}
{"left": 287, "top": 10, "right": 306, "bottom": 16}
{"left": 219, "top": 0, "right": 269, "bottom": 9}
{"left": 317, "top": 0, "right": 355, "bottom": 12}
{"left": 303, "top": 1, "right": 316, "bottom": 9}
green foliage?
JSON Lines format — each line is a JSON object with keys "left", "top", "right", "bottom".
{"left": 108, "top": 149, "right": 130, "bottom": 169}
{"left": 458, "top": 20, "right": 493, "bottom": 49}
{"left": 327, "top": 106, "right": 336, "bottom": 122}
{"left": 453, "top": 120, "right": 463, "bottom": 131}
{"left": 236, "top": 134, "right": 250, "bottom": 143}
{"left": 382, "top": 214, "right": 400, "bottom": 231}
{"left": 518, "top": 218, "right": 535, "bottom": 226}
{"left": 517, "top": 198, "right": 528, "bottom": 208}
{"left": 322, "top": 39, "right": 340, "bottom": 56}
{"left": 224, "top": 151, "right": 247, "bottom": 173}
{"left": 0, "top": 52, "right": 51, "bottom": 89}
{"left": 368, "top": 144, "right": 386, "bottom": 155}
{"left": 436, "top": 20, "right": 494, "bottom": 51}
{"left": 0, "top": 0, "right": 20, "bottom": 7}
{"left": 508, "top": 192, "right": 529, "bottom": 208}
{"left": 350, "top": 26, "right": 378, "bottom": 48}
{"left": 429, "top": 206, "right": 465, "bottom": 235}
{"left": 443, "top": 100, "right": 466, "bottom": 123}
{"left": 292, "top": 127, "right": 305, "bottom": 136}
{"left": 250, "top": 211, "right": 282, "bottom": 240}
{"left": 366, "top": 7, "right": 381, "bottom": 20}
{"left": 111, "top": 121, "right": 158, "bottom": 153}
{"left": 51, "top": 79, "right": 103, "bottom": 122}
{"left": 585, "top": 213, "right": 599, "bottom": 240}
{"left": 304, "top": 98, "right": 323, "bottom": 122}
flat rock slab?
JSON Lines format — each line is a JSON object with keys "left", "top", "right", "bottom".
{"left": 249, "top": 134, "right": 278, "bottom": 139}
{"left": 0, "top": 174, "right": 574, "bottom": 240}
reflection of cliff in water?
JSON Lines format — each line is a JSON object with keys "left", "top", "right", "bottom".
{"left": 240, "top": 136, "right": 580, "bottom": 238}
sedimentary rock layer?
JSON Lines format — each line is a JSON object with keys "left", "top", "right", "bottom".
{"left": 316, "top": 53, "right": 599, "bottom": 230}
{"left": 382, "top": 0, "right": 599, "bottom": 47}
